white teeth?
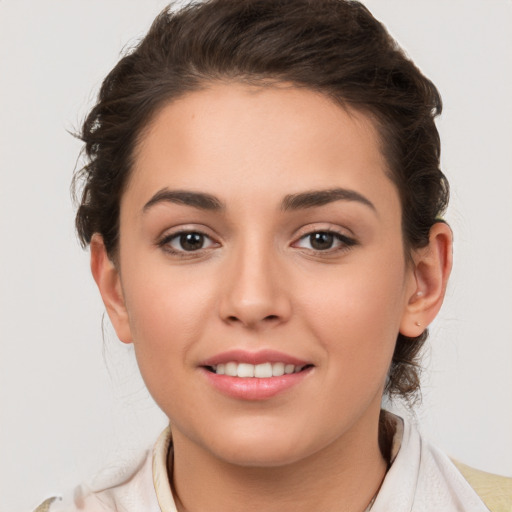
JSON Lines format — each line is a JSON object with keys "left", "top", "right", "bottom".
{"left": 254, "top": 362, "right": 272, "bottom": 378}
{"left": 272, "top": 362, "right": 285, "bottom": 377}
{"left": 284, "top": 364, "right": 295, "bottom": 374}
{"left": 237, "top": 363, "right": 255, "bottom": 378}
{"left": 225, "top": 362, "right": 238, "bottom": 377}
{"left": 211, "top": 361, "right": 306, "bottom": 377}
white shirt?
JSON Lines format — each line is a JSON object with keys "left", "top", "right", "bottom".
{"left": 40, "top": 413, "right": 489, "bottom": 512}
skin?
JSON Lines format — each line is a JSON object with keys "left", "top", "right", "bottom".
{"left": 91, "top": 83, "right": 452, "bottom": 512}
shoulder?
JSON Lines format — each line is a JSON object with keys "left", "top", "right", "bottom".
{"left": 451, "top": 460, "right": 512, "bottom": 512}
{"left": 375, "top": 412, "right": 505, "bottom": 511}
{"left": 32, "top": 427, "right": 174, "bottom": 512}
{"left": 33, "top": 497, "right": 59, "bottom": 512}
{"left": 31, "top": 449, "right": 157, "bottom": 512}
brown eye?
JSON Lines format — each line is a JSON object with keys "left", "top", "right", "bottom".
{"left": 309, "top": 232, "right": 335, "bottom": 250}
{"left": 160, "top": 231, "right": 217, "bottom": 253}
{"left": 179, "top": 232, "right": 205, "bottom": 251}
{"left": 294, "top": 230, "right": 356, "bottom": 253}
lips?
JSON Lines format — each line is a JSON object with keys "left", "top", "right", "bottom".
{"left": 200, "top": 348, "right": 310, "bottom": 368}
{"left": 199, "top": 349, "right": 314, "bottom": 400}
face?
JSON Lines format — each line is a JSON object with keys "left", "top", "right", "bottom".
{"left": 107, "top": 83, "right": 419, "bottom": 467}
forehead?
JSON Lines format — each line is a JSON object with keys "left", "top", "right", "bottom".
{"left": 127, "top": 82, "right": 398, "bottom": 215}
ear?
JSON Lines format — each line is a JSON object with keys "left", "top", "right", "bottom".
{"left": 400, "top": 222, "right": 453, "bottom": 337}
{"left": 90, "top": 234, "right": 133, "bottom": 344}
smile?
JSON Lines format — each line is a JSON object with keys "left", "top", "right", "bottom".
{"left": 200, "top": 350, "right": 314, "bottom": 399}
{"left": 207, "top": 361, "right": 308, "bottom": 377}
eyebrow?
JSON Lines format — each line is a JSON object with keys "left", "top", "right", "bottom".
{"left": 142, "top": 187, "right": 376, "bottom": 215}
{"left": 281, "top": 188, "right": 377, "bottom": 213}
{"left": 143, "top": 188, "right": 224, "bottom": 212}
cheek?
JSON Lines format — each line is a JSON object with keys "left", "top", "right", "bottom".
{"left": 298, "top": 254, "right": 408, "bottom": 381}
{"left": 120, "top": 267, "right": 219, "bottom": 418}
{"left": 303, "top": 255, "right": 406, "bottom": 327}
{"left": 121, "top": 263, "right": 218, "bottom": 368}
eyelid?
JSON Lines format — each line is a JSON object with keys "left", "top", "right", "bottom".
{"left": 290, "top": 224, "right": 358, "bottom": 254}
{"left": 292, "top": 223, "right": 355, "bottom": 241}
{"left": 156, "top": 223, "right": 218, "bottom": 242}
{"left": 156, "top": 226, "right": 221, "bottom": 256}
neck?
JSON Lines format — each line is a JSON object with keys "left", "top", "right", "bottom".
{"left": 169, "top": 408, "right": 389, "bottom": 512}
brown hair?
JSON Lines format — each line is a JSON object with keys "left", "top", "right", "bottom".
{"left": 74, "top": 0, "right": 449, "bottom": 401}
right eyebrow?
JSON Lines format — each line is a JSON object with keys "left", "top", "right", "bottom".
{"left": 142, "top": 188, "right": 224, "bottom": 213}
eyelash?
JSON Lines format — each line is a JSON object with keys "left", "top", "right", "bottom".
{"left": 292, "top": 230, "right": 357, "bottom": 254}
{"left": 157, "top": 230, "right": 218, "bottom": 256}
{"left": 157, "top": 229, "right": 357, "bottom": 257}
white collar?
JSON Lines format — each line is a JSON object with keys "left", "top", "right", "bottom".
{"left": 82, "top": 412, "right": 487, "bottom": 512}
{"left": 371, "top": 413, "right": 488, "bottom": 512}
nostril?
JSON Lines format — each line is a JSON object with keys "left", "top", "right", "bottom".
{"left": 225, "top": 314, "right": 280, "bottom": 325}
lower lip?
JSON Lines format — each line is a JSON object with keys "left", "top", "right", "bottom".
{"left": 201, "top": 367, "right": 313, "bottom": 400}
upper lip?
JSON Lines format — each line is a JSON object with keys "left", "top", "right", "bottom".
{"left": 199, "top": 349, "right": 311, "bottom": 367}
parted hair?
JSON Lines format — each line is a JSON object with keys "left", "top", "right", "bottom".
{"left": 74, "top": 0, "right": 449, "bottom": 401}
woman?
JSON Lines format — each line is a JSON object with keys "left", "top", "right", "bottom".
{"left": 33, "top": 0, "right": 511, "bottom": 510}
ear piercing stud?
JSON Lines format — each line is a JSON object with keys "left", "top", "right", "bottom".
{"left": 415, "top": 321, "right": 422, "bottom": 327}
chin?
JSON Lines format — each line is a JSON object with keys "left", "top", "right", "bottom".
{"left": 201, "top": 421, "right": 322, "bottom": 468}
{"left": 216, "top": 441, "right": 310, "bottom": 468}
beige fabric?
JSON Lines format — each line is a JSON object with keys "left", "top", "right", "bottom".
{"left": 32, "top": 497, "right": 58, "bottom": 512}
{"left": 152, "top": 427, "right": 177, "bottom": 512}
{"left": 370, "top": 416, "right": 489, "bottom": 512}
{"left": 453, "top": 460, "right": 512, "bottom": 512}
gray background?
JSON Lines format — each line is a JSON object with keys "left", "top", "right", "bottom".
{"left": 1, "top": 1, "right": 511, "bottom": 510}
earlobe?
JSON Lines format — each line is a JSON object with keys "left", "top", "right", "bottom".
{"left": 90, "top": 234, "right": 133, "bottom": 344}
{"left": 400, "top": 222, "right": 453, "bottom": 337}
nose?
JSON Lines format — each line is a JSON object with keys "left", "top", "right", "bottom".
{"left": 218, "top": 243, "right": 292, "bottom": 329}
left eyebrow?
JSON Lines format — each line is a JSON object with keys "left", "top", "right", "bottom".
{"left": 281, "top": 188, "right": 377, "bottom": 214}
